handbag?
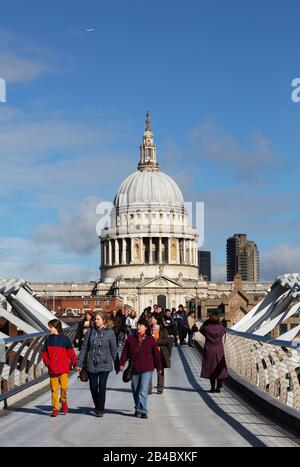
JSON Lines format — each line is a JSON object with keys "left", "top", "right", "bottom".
{"left": 79, "top": 367, "right": 89, "bottom": 382}
{"left": 78, "top": 329, "right": 92, "bottom": 382}
{"left": 122, "top": 344, "right": 140, "bottom": 383}
{"left": 122, "top": 363, "right": 133, "bottom": 383}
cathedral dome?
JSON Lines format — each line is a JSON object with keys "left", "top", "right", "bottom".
{"left": 114, "top": 169, "right": 184, "bottom": 208}
{"left": 114, "top": 112, "right": 184, "bottom": 209}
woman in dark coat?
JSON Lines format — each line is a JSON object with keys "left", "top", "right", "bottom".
{"left": 74, "top": 311, "right": 94, "bottom": 351}
{"left": 149, "top": 313, "right": 173, "bottom": 394}
{"left": 200, "top": 311, "right": 228, "bottom": 393}
{"left": 76, "top": 311, "right": 118, "bottom": 417}
{"left": 120, "top": 318, "right": 162, "bottom": 419}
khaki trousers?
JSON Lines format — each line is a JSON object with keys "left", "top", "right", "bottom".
{"left": 50, "top": 374, "right": 68, "bottom": 411}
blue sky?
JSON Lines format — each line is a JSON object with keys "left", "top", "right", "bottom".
{"left": 0, "top": 0, "right": 300, "bottom": 282}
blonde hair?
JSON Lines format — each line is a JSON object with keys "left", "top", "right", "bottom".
{"left": 94, "top": 311, "right": 114, "bottom": 329}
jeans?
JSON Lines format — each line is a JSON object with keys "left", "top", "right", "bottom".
{"left": 89, "top": 371, "right": 109, "bottom": 411}
{"left": 187, "top": 329, "right": 195, "bottom": 346}
{"left": 131, "top": 371, "right": 153, "bottom": 414}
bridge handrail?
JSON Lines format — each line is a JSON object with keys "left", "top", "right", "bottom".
{"left": 0, "top": 326, "right": 77, "bottom": 346}
{"left": 225, "top": 328, "right": 300, "bottom": 350}
{"left": 197, "top": 320, "right": 300, "bottom": 350}
{"left": 0, "top": 327, "right": 77, "bottom": 405}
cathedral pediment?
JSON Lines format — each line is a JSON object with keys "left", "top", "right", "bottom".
{"left": 138, "top": 274, "right": 183, "bottom": 289}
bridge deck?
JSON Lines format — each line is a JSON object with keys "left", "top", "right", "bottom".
{"left": 0, "top": 346, "right": 299, "bottom": 447}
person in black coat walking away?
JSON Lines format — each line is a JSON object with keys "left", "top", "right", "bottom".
{"left": 74, "top": 311, "right": 94, "bottom": 350}
{"left": 75, "top": 311, "right": 118, "bottom": 417}
{"left": 177, "top": 304, "right": 188, "bottom": 345}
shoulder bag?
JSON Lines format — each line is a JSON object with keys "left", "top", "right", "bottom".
{"left": 122, "top": 341, "right": 141, "bottom": 383}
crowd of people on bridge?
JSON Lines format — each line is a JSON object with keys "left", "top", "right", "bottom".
{"left": 42, "top": 305, "right": 228, "bottom": 419}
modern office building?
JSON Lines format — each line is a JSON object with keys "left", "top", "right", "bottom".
{"left": 198, "top": 250, "right": 211, "bottom": 281}
{"left": 226, "top": 234, "right": 259, "bottom": 282}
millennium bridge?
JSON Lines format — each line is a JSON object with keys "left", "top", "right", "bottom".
{"left": 0, "top": 275, "right": 300, "bottom": 447}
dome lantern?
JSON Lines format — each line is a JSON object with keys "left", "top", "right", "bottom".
{"left": 138, "top": 111, "right": 159, "bottom": 171}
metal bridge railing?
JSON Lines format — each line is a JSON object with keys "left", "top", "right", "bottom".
{"left": 0, "top": 328, "right": 76, "bottom": 403}
{"left": 195, "top": 324, "right": 300, "bottom": 411}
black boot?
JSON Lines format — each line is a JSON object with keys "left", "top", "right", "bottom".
{"left": 215, "top": 380, "right": 222, "bottom": 393}
{"left": 209, "top": 378, "right": 216, "bottom": 393}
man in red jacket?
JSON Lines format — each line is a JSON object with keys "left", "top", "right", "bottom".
{"left": 42, "top": 319, "right": 77, "bottom": 417}
{"left": 120, "top": 319, "right": 162, "bottom": 419}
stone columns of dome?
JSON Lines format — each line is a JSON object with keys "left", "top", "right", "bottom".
{"left": 130, "top": 238, "right": 134, "bottom": 264}
{"left": 102, "top": 242, "right": 106, "bottom": 266}
{"left": 183, "top": 239, "right": 186, "bottom": 264}
{"left": 108, "top": 240, "right": 112, "bottom": 266}
{"left": 176, "top": 239, "right": 180, "bottom": 264}
{"left": 115, "top": 239, "right": 119, "bottom": 265}
{"left": 168, "top": 238, "right": 171, "bottom": 264}
{"left": 159, "top": 237, "right": 163, "bottom": 264}
{"left": 122, "top": 238, "right": 126, "bottom": 264}
{"left": 195, "top": 242, "right": 198, "bottom": 266}
{"left": 189, "top": 239, "right": 192, "bottom": 265}
{"left": 140, "top": 238, "right": 145, "bottom": 263}
{"left": 149, "top": 237, "right": 153, "bottom": 264}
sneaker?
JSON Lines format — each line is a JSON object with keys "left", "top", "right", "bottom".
{"left": 134, "top": 410, "right": 141, "bottom": 417}
{"left": 62, "top": 402, "right": 69, "bottom": 414}
{"left": 95, "top": 411, "right": 104, "bottom": 417}
{"left": 148, "top": 391, "right": 152, "bottom": 395}
{"left": 215, "top": 388, "right": 221, "bottom": 393}
{"left": 51, "top": 410, "right": 59, "bottom": 417}
{"left": 141, "top": 413, "right": 148, "bottom": 419}
{"left": 157, "top": 391, "right": 163, "bottom": 394}
{"left": 208, "top": 389, "right": 215, "bottom": 393}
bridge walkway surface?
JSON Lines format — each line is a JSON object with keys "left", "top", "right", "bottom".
{"left": 0, "top": 346, "right": 299, "bottom": 447}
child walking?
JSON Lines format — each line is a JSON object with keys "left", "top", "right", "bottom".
{"left": 42, "top": 319, "right": 77, "bottom": 417}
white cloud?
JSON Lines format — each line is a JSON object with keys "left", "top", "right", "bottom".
{"left": 261, "top": 244, "right": 300, "bottom": 281}
{"left": 0, "top": 236, "right": 98, "bottom": 282}
{"left": 0, "top": 27, "right": 56, "bottom": 83}
{"left": 33, "top": 197, "right": 100, "bottom": 255}
{"left": 188, "top": 121, "right": 281, "bottom": 182}
{"left": 0, "top": 51, "right": 52, "bottom": 83}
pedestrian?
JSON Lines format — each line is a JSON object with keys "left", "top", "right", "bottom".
{"left": 74, "top": 311, "right": 94, "bottom": 350}
{"left": 171, "top": 307, "right": 180, "bottom": 346}
{"left": 163, "top": 309, "right": 177, "bottom": 344}
{"left": 149, "top": 313, "right": 172, "bottom": 394}
{"left": 113, "top": 309, "right": 123, "bottom": 346}
{"left": 42, "top": 319, "right": 77, "bottom": 417}
{"left": 119, "top": 309, "right": 129, "bottom": 346}
{"left": 177, "top": 304, "right": 188, "bottom": 345}
{"left": 187, "top": 311, "right": 198, "bottom": 347}
{"left": 200, "top": 311, "right": 228, "bottom": 393}
{"left": 120, "top": 318, "right": 162, "bottom": 419}
{"left": 126, "top": 310, "right": 138, "bottom": 335}
{"left": 75, "top": 311, "right": 118, "bottom": 417}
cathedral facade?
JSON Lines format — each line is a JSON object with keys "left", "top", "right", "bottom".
{"left": 99, "top": 113, "right": 201, "bottom": 313}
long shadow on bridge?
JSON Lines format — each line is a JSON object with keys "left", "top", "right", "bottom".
{"left": 177, "top": 346, "right": 267, "bottom": 448}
